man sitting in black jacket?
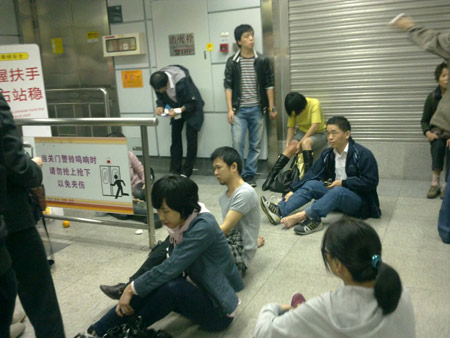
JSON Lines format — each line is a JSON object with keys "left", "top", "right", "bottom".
{"left": 260, "top": 116, "right": 381, "bottom": 236}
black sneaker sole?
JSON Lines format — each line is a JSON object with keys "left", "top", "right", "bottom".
{"left": 260, "top": 197, "right": 280, "bottom": 225}
{"left": 294, "top": 223, "right": 324, "bottom": 235}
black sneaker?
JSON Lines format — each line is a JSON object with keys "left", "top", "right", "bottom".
{"left": 99, "top": 283, "right": 127, "bottom": 300}
{"left": 244, "top": 176, "right": 257, "bottom": 187}
{"left": 260, "top": 196, "right": 281, "bottom": 225}
{"left": 294, "top": 217, "right": 323, "bottom": 235}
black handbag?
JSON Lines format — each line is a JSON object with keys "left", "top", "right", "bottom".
{"left": 267, "top": 155, "right": 301, "bottom": 194}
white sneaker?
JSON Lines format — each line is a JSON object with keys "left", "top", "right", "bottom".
{"left": 10, "top": 323, "right": 25, "bottom": 338}
{"left": 260, "top": 196, "right": 281, "bottom": 225}
{"left": 12, "top": 309, "right": 26, "bottom": 324}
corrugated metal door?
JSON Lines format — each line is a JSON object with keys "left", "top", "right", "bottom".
{"left": 288, "top": 0, "right": 450, "bottom": 141}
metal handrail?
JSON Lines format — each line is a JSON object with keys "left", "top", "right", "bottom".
{"left": 46, "top": 88, "right": 110, "bottom": 117}
{"left": 15, "top": 117, "right": 159, "bottom": 248}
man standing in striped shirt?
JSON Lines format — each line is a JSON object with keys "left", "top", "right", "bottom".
{"left": 224, "top": 24, "right": 277, "bottom": 187}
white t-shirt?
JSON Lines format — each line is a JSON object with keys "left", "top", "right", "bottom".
{"left": 255, "top": 285, "right": 415, "bottom": 338}
{"left": 219, "top": 182, "right": 260, "bottom": 267}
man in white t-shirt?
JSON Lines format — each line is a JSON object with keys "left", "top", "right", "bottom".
{"left": 211, "top": 146, "right": 262, "bottom": 276}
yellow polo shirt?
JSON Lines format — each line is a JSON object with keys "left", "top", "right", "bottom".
{"left": 287, "top": 97, "right": 326, "bottom": 133}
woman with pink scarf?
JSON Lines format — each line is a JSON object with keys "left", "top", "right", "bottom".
{"left": 81, "top": 175, "right": 244, "bottom": 337}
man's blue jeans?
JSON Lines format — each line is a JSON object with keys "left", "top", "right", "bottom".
{"left": 438, "top": 171, "right": 450, "bottom": 243}
{"left": 278, "top": 180, "right": 362, "bottom": 220}
{"left": 232, "top": 106, "right": 264, "bottom": 178}
{"left": 92, "top": 277, "right": 232, "bottom": 336}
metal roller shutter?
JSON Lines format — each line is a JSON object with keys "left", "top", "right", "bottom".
{"left": 288, "top": 0, "right": 450, "bottom": 141}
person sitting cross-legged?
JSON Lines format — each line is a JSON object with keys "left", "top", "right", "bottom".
{"left": 99, "top": 147, "right": 262, "bottom": 300}
{"left": 260, "top": 116, "right": 381, "bottom": 235}
{"left": 79, "top": 175, "right": 243, "bottom": 337}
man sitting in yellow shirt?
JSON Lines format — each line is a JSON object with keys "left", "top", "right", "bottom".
{"left": 262, "top": 92, "right": 327, "bottom": 191}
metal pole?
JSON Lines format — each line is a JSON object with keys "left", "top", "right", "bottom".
{"left": 140, "top": 125, "right": 156, "bottom": 248}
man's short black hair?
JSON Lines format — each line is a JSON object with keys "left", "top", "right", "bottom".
{"left": 284, "top": 92, "right": 307, "bottom": 117}
{"left": 234, "top": 24, "right": 254, "bottom": 47}
{"left": 151, "top": 175, "right": 200, "bottom": 219}
{"left": 210, "top": 146, "right": 242, "bottom": 175}
{"left": 150, "top": 71, "right": 169, "bottom": 91}
{"left": 326, "top": 116, "right": 351, "bottom": 132}
{"left": 434, "top": 62, "right": 448, "bottom": 82}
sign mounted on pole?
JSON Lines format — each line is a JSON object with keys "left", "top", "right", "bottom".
{"left": 35, "top": 137, "right": 134, "bottom": 214}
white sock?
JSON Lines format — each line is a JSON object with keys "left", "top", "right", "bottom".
{"left": 432, "top": 173, "right": 440, "bottom": 186}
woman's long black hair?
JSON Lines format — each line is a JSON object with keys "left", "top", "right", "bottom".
{"left": 321, "top": 219, "right": 402, "bottom": 315}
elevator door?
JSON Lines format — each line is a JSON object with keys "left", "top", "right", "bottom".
{"left": 151, "top": 0, "right": 213, "bottom": 112}
{"left": 17, "top": 0, "right": 119, "bottom": 137}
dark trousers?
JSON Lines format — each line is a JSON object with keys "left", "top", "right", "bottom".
{"left": 6, "top": 227, "right": 65, "bottom": 338}
{"left": 170, "top": 118, "right": 198, "bottom": 177}
{"left": 439, "top": 171, "right": 450, "bottom": 243}
{"left": 92, "top": 277, "right": 233, "bottom": 336}
{"left": 0, "top": 266, "right": 16, "bottom": 338}
{"left": 132, "top": 182, "right": 146, "bottom": 201}
{"left": 129, "top": 236, "right": 170, "bottom": 282}
{"left": 430, "top": 138, "right": 450, "bottom": 181}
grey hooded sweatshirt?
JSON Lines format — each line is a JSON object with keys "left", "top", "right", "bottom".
{"left": 254, "top": 285, "right": 415, "bottom": 338}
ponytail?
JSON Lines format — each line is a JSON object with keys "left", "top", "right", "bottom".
{"left": 374, "top": 262, "right": 402, "bottom": 315}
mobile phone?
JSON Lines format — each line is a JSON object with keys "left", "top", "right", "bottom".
{"left": 323, "top": 180, "right": 332, "bottom": 187}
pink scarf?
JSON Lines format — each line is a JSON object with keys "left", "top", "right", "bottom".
{"left": 166, "top": 202, "right": 209, "bottom": 246}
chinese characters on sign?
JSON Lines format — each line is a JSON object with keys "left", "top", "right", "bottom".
{"left": 35, "top": 137, "right": 134, "bottom": 214}
{"left": 0, "top": 66, "right": 44, "bottom": 103}
{"left": 169, "top": 33, "right": 195, "bottom": 56}
{"left": 42, "top": 153, "right": 97, "bottom": 191}
{"left": 0, "top": 45, "right": 49, "bottom": 132}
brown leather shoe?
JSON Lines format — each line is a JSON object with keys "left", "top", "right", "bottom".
{"left": 100, "top": 283, "right": 127, "bottom": 300}
{"left": 427, "top": 185, "right": 440, "bottom": 199}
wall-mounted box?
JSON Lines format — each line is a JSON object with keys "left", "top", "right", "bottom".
{"left": 102, "top": 32, "right": 145, "bottom": 57}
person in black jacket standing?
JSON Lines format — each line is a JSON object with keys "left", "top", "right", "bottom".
{"left": 0, "top": 105, "right": 17, "bottom": 338}
{"left": 150, "top": 65, "right": 204, "bottom": 178}
{"left": 260, "top": 116, "right": 381, "bottom": 236}
{"left": 0, "top": 94, "right": 65, "bottom": 337}
{"left": 224, "top": 24, "right": 278, "bottom": 187}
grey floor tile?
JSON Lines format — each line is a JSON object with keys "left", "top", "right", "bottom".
{"left": 408, "top": 287, "right": 450, "bottom": 338}
{"left": 20, "top": 177, "right": 448, "bottom": 337}
{"left": 382, "top": 245, "right": 450, "bottom": 291}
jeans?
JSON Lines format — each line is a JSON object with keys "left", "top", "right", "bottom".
{"left": 170, "top": 117, "right": 198, "bottom": 177}
{"left": 232, "top": 106, "right": 264, "bottom": 178}
{"left": 278, "top": 180, "right": 362, "bottom": 220}
{"left": 6, "top": 227, "right": 65, "bottom": 338}
{"left": 92, "top": 277, "right": 233, "bottom": 336}
{"left": 438, "top": 171, "right": 450, "bottom": 243}
{"left": 0, "top": 267, "right": 16, "bottom": 338}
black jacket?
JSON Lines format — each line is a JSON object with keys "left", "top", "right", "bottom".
{"left": 0, "top": 94, "right": 43, "bottom": 233}
{"left": 290, "top": 138, "right": 381, "bottom": 219}
{"left": 224, "top": 50, "right": 274, "bottom": 113}
{"left": 155, "top": 65, "right": 204, "bottom": 132}
{"left": 0, "top": 106, "right": 11, "bottom": 275}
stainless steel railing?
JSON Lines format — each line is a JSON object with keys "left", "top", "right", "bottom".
{"left": 15, "top": 117, "right": 159, "bottom": 248}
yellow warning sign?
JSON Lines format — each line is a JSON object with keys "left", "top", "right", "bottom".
{"left": 51, "top": 38, "right": 64, "bottom": 54}
{"left": 122, "top": 70, "right": 143, "bottom": 88}
{"left": 0, "top": 52, "right": 29, "bottom": 61}
{"left": 87, "top": 31, "right": 99, "bottom": 40}
{"left": 206, "top": 43, "right": 214, "bottom": 52}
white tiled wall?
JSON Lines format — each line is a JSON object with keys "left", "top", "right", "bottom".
{"left": 108, "top": 0, "right": 266, "bottom": 158}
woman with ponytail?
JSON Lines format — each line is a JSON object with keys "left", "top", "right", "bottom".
{"left": 255, "top": 220, "right": 415, "bottom": 337}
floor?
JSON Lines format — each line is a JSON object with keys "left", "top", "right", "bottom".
{"left": 16, "top": 176, "right": 450, "bottom": 338}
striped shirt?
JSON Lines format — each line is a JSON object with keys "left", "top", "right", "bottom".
{"left": 240, "top": 56, "right": 258, "bottom": 107}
